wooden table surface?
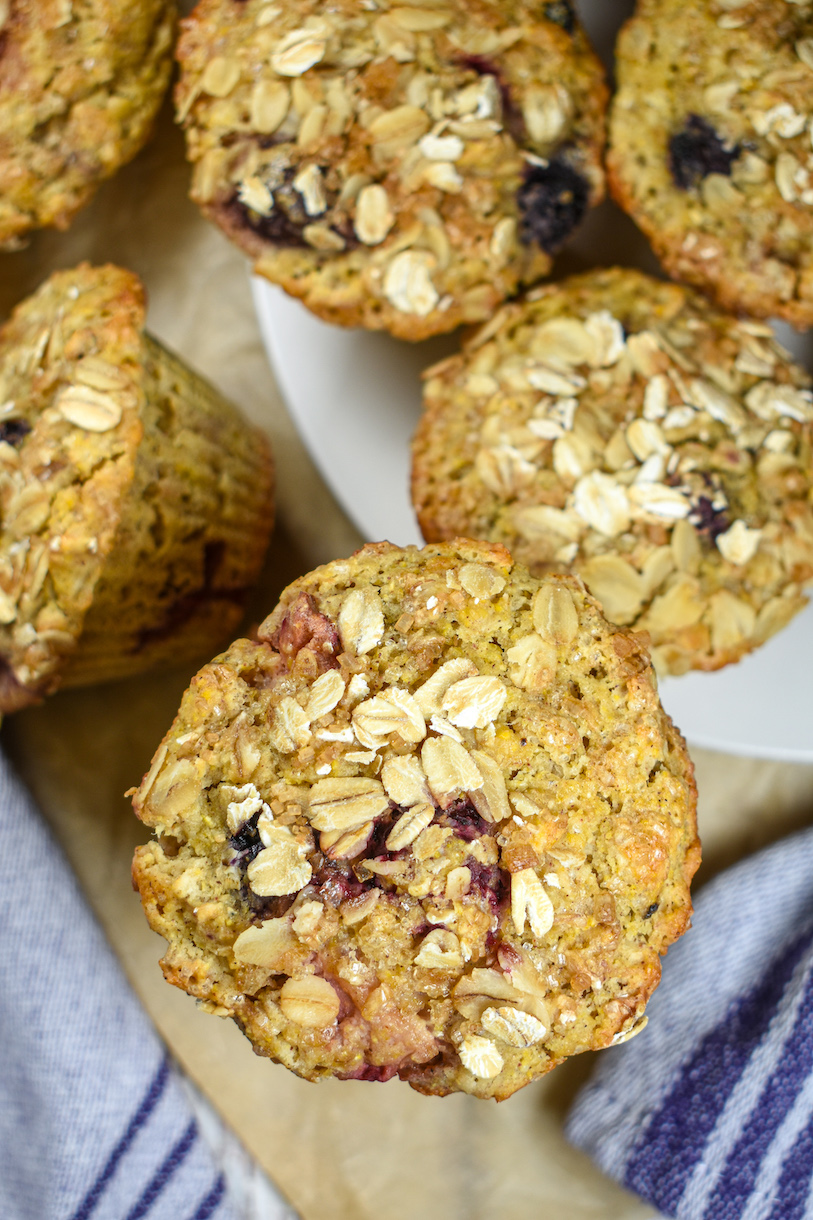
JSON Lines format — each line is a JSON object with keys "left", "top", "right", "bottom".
{"left": 3, "top": 78, "right": 813, "bottom": 1220}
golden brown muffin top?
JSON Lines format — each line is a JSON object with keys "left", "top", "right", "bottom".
{"left": 0, "top": 0, "right": 176, "bottom": 245}
{"left": 0, "top": 264, "right": 147, "bottom": 707}
{"left": 412, "top": 267, "right": 813, "bottom": 675}
{"left": 133, "top": 540, "right": 699, "bottom": 1100}
{"left": 176, "top": 0, "right": 606, "bottom": 338}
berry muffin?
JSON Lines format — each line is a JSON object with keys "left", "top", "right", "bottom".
{"left": 175, "top": 0, "right": 607, "bottom": 340}
{"left": 0, "top": 263, "right": 274, "bottom": 712}
{"left": 411, "top": 268, "right": 813, "bottom": 676}
{"left": 608, "top": 0, "right": 813, "bottom": 327}
{"left": 132, "top": 539, "right": 699, "bottom": 1101}
{"left": 0, "top": 0, "right": 176, "bottom": 248}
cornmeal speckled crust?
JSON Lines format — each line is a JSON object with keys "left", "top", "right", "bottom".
{"left": 0, "top": 264, "right": 274, "bottom": 712}
{"left": 608, "top": 0, "right": 813, "bottom": 327}
{"left": 0, "top": 0, "right": 176, "bottom": 247}
{"left": 176, "top": 0, "right": 607, "bottom": 340}
{"left": 412, "top": 269, "right": 813, "bottom": 676}
{"left": 132, "top": 540, "right": 699, "bottom": 1101}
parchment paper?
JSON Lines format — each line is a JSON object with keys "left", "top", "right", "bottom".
{"left": 4, "top": 100, "right": 813, "bottom": 1220}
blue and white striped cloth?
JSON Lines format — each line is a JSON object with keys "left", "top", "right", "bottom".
{"left": 567, "top": 826, "right": 813, "bottom": 1220}
{"left": 0, "top": 753, "right": 294, "bottom": 1220}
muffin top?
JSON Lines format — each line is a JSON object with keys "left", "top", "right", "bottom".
{"left": 133, "top": 540, "right": 698, "bottom": 1100}
{"left": 412, "top": 268, "right": 813, "bottom": 675}
{"left": 608, "top": 0, "right": 813, "bottom": 326}
{"left": 0, "top": 0, "right": 176, "bottom": 246}
{"left": 176, "top": 0, "right": 607, "bottom": 339}
{"left": 0, "top": 264, "right": 148, "bottom": 708}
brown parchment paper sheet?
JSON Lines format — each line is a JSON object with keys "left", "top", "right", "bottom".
{"left": 3, "top": 101, "right": 813, "bottom": 1220}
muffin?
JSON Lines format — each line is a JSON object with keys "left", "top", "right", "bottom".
{"left": 0, "top": 263, "right": 274, "bottom": 712}
{"left": 175, "top": 0, "right": 607, "bottom": 340}
{"left": 0, "top": 0, "right": 176, "bottom": 248}
{"left": 132, "top": 539, "right": 699, "bottom": 1101}
{"left": 608, "top": 0, "right": 813, "bottom": 327}
{"left": 411, "top": 268, "right": 813, "bottom": 676}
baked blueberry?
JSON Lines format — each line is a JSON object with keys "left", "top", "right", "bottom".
{"left": 517, "top": 158, "right": 590, "bottom": 252}
{"left": 669, "top": 115, "right": 739, "bottom": 191}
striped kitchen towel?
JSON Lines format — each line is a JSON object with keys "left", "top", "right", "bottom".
{"left": 0, "top": 752, "right": 296, "bottom": 1220}
{"left": 567, "top": 824, "right": 813, "bottom": 1220}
